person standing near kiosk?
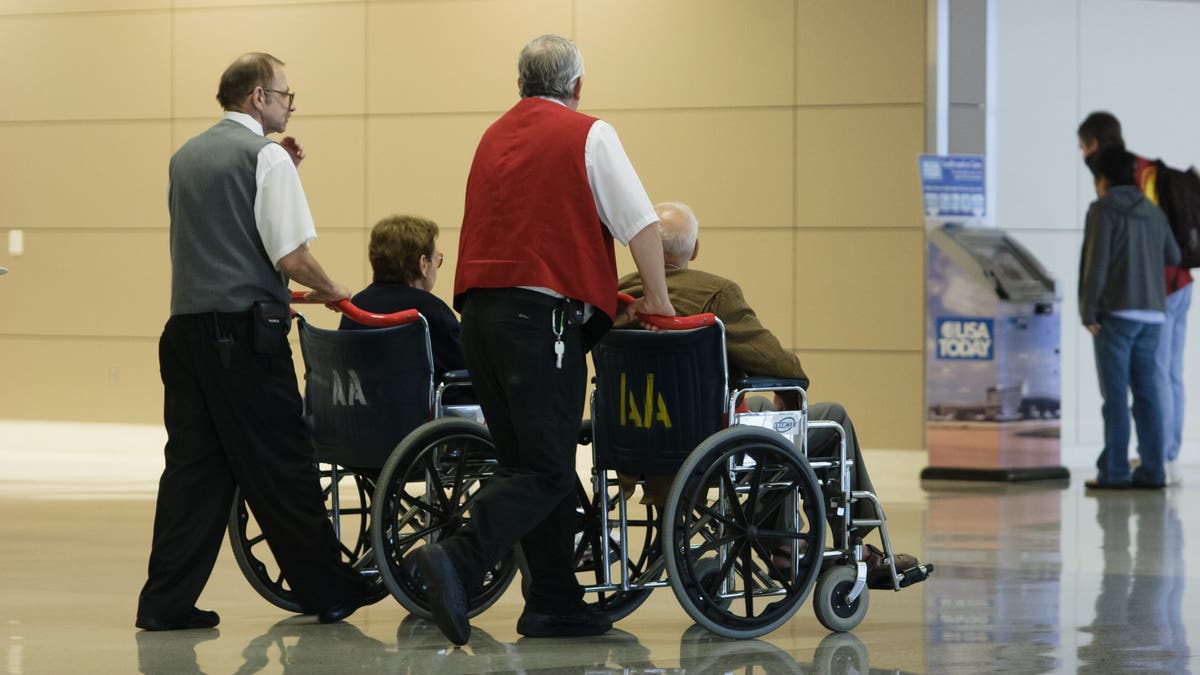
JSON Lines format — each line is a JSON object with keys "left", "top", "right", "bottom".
{"left": 411, "top": 34, "right": 675, "bottom": 644}
{"left": 1078, "top": 145, "right": 1180, "bottom": 489}
{"left": 1078, "top": 112, "right": 1194, "bottom": 485}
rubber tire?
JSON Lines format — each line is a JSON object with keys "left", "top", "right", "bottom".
{"left": 813, "top": 565, "right": 869, "bottom": 633}
{"left": 370, "top": 417, "right": 518, "bottom": 620}
{"left": 227, "top": 467, "right": 384, "bottom": 612}
{"left": 664, "top": 426, "right": 826, "bottom": 639}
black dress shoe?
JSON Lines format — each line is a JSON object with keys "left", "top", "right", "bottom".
{"left": 318, "top": 577, "right": 386, "bottom": 624}
{"left": 136, "top": 607, "right": 220, "bottom": 631}
{"left": 411, "top": 544, "right": 471, "bottom": 645}
{"left": 516, "top": 606, "right": 612, "bottom": 638}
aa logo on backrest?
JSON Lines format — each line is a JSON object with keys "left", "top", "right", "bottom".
{"left": 331, "top": 369, "right": 367, "bottom": 406}
{"left": 619, "top": 372, "right": 672, "bottom": 429}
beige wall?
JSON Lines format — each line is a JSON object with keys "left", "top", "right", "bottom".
{"left": 0, "top": 0, "right": 927, "bottom": 449}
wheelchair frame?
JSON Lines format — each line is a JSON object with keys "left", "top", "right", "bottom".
{"left": 577, "top": 314, "right": 929, "bottom": 638}
{"left": 226, "top": 295, "right": 520, "bottom": 619}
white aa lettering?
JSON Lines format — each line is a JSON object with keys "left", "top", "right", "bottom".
{"left": 331, "top": 369, "right": 368, "bottom": 406}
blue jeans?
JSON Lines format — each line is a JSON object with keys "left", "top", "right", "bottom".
{"left": 1155, "top": 284, "right": 1192, "bottom": 463}
{"left": 1093, "top": 315, "right": 1164, "bottom": 484}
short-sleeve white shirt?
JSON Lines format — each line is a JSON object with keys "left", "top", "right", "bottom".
{"left": 540, "top": 97, "right": 658, "bottom": 246}
{"left": 224, "top": 111, "right": 317, "bottom": 267}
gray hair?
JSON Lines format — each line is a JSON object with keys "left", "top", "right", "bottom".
{"left": 656, "top": 201, "right": 699, "bottom": 260}
{"left": 518, "top": 34, "right": 585, "bottom": 100}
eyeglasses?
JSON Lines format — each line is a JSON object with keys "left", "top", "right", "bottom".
{"left": 262, "top": 88, "right": 295, "bottom": 107}
{"left": 430, "top": 252, "right": 444, "bottom": 269}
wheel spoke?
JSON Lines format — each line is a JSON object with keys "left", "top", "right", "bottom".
{"left": 719, "top": 469, "right": 748, "bottom": 525}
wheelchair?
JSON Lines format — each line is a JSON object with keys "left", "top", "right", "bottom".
{"left": 226, "top": 294, "right": 520, "bottom": 619}
{"left": 572, "top": 301, "right": 932, "bottom": 639}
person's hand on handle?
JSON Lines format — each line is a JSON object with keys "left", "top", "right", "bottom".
{"left": 280, "top": 136, "right": 305, "bottom": 167}
{"left": 626, "top": 293, "right": 676, "bottom": 332}
{"left": 626, "top": 224, "right": 676, "bottom": 332}
{"left": 303, "top": 282, "right": 351, "bottom": 308}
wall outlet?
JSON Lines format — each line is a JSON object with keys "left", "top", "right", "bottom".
{"left": 9, "top": 230, "right": 23, "bottom": 256}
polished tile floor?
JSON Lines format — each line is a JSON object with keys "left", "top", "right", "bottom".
{"left": 1, "top": 421, "right": 1197, "bottom": 674}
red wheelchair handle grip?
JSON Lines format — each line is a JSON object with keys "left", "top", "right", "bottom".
{"left": 616, "top": 292, "right": 715, "bottom": 330}
{"left": 289, "top": 290, "right": 420, "bottom": 328}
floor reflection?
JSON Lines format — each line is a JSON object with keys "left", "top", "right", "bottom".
{"left": 923, "top": 482, "right": 1067, "bottom": 673}
{"left": 135, "top": 629, "right": 218, "bottom": 675}
{"left": 1077, "top": 492, "right": 1189, "bottom": 674}
{"left": 10, "top": 426, "right": 1200, "bottom": 675}
{"left": 130, "top": 615, "right": 921, "bottom": 675}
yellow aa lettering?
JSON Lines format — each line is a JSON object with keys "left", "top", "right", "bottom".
{"left": 655, "top": 393, "right": 672, "bottom": 429}
{"left": 615, "top": 370, "right": 674, "bottom": 430}
{"left": 619, "top": 372, "right": 627, "bottom": 426}
{"left": 643, "top": 374, "right": 654, "bottom": 429}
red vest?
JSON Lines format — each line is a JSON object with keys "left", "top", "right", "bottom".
{"left": 454, "top": 97, "right": 619, "bottom": 319}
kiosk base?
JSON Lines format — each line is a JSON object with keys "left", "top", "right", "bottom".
{"left": 920, "top": 465, "right": 1070, "bottom": 482}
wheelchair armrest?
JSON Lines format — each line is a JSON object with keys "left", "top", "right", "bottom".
{"left": 734, "top": 375, "right": 809, "bottom": 391}
{"left": 442, "top": 369, "right": 471, "bottom": 384}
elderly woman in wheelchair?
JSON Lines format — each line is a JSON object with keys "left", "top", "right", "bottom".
{"left": 225, "top": 215, "right": 504, "bottom": 623}
{"left": 339, "top": 214, "right": 464, "bottom": 383}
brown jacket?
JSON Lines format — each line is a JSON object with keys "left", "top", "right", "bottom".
{"left": 617, "top": 267, "right": 808, "bottom": 384}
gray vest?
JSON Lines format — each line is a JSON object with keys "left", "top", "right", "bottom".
{"left": 169, "top": 119, "right": 288, "bottom": 315}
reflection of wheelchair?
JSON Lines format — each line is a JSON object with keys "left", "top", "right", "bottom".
{"left": 573, "top": 300, "right": 932, "bottom": 638}
{"left": 226, "top": 294, "right": 519, "bottom": 618}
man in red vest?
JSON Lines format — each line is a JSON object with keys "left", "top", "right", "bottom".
{"left": 412, "top": 34, "right": 675, "bottom": 645}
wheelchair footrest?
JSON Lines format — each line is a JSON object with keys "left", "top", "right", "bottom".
{"left": 896, "top": 562, "right": 934, "bottom": 589}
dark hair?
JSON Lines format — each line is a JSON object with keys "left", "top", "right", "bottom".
{"left": 369, "top": 215, "right": 438, "bottom": 284}
{"left": 1077, "top": 111, "right": 1125, "bottom": 151}
{"left": 1085, "top": 145, "right": 1136, "bottom": 187}
{"left": 216, "top": 52, "right": 284, "bottom": 109}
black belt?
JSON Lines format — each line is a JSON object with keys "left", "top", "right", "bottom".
{"left": 467, "top": 287, "right": 583, "bottom": 311}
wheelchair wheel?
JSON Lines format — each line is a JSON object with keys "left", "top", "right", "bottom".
{"left": 663, "top": 426, "right": 826, "bottom": 639}
{"left": 812, "top": 565, "right": 869, "bottom": 632}
{"left": 574, "top": 474, "right": 662, "bottom": 621}
{"left": 371, "top": 417, "right": 518, "bottom": 620}
{"left": 228, "top": 464, "right": 385, "bottom": 612}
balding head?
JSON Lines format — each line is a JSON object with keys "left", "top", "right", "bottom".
{"left": 216, "top": 52, "right": 284, "bottom": 110}
{"left": 655, "top": 201, "right": 699, "bottom": 267}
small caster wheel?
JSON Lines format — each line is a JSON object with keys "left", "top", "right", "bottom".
{"left": 812, "top": 565, "right": 868, "bottom": 632}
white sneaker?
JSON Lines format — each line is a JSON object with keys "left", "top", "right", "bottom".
{"left": 1166, "top": 460, "right": 1182, "bottom": 486}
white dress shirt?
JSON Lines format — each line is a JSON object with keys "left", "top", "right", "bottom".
{"left": 224, "top": 111, "right": 317, "bottom": 267}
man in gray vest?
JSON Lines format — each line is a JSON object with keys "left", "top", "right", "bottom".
{"left": 136, "top": 52, "right": 376, "bottom": 630}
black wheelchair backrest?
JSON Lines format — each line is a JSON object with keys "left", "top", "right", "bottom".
{"left": 298, "top": 315, "right": 434, "bottom": 469}
{"left": 591, "top": 321, "right": 729, "bottom": 475}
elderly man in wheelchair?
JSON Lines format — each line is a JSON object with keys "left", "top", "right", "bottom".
{"left": 594, "top": 200, "right": 931, "bottom": 635}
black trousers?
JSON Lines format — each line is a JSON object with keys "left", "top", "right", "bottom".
{"left": 447, "top": 289, "right": 590, "bottom": 613}
{"left": 137, "top": 312, "right": 361, "bottom": 620}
